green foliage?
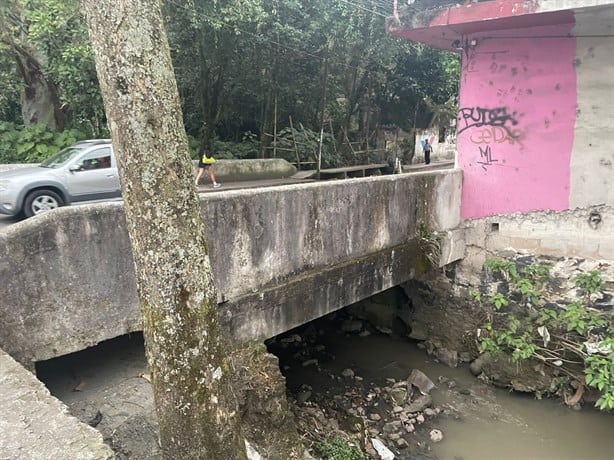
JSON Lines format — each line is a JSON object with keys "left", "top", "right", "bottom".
{"left": 476, "top": 258, "right": 613, "bottom": 411}
{"left": 3, "top": 0, "right": 460, "bottom": 160}
{"left": 0, "top": 122, "right": 85, "bottom": 163}
{"left": 489, "top": 292, "right": 508, "bottom": 310}
{"left": 585, "top": 344, "right": 614, "bottom": 410}
{"left": 576, "top": 271, "right": 603, "bottom": 298}
{"left": 484, "top": 258, "right": 518, "bottom": 282}
{"left": 313, "top": 437, "right": 365, "bottom": 460}
{"left": 211, "top": 136, "right": 260, "bottom": 160}
{"left": 274, "top": 126, "right": 339, "bottom": 167}
{"left": 418, "top": 224, "right": 441, "bottom": 269}
{"left": 1, "top": 0, "right": 104, "bottom": 132}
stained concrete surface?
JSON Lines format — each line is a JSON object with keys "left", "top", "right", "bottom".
{"left": 0, "top": 349, "right": 114, "bottom": 459}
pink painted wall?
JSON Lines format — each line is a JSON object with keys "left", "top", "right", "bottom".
{"left": 458, "top": 24, "right": 577, "bottom": 219}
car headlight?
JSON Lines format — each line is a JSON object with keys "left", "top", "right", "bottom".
{"left": 0, "top": 180, "right": 10, "bottom": 192}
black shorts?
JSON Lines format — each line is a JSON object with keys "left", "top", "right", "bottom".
{"left": 198, "top": 160, "right": 212, "bottom": 169}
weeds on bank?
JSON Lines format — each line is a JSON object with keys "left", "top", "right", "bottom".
{"left": 312, "top": 437, "right": 365, "bottom": 460}
{"left": 474, "top": 259, "right": 614, "bottom": 410}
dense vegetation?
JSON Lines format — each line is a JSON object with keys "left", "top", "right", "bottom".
{"left": 475, "top": 259, "right": 614, "bottom": 411}
{"left": 0, "top": 0, "right": 459, "bottom": 165}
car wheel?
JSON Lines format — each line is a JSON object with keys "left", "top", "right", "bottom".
{"left": 24, "top": 189, "right": 64, "bottom": 218}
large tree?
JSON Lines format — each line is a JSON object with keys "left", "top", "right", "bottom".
{"left": 0, "top": 0, "right": 64, "bottom": 129}
{"left": 80, "top": 0, "right": 247, "bottom": 457}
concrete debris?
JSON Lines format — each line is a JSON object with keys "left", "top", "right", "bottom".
{"left": 371, "top": 437, "right": 395, "bottom": 460}
{"left": 407, "top": 369, "right": 435, "bottom": 394}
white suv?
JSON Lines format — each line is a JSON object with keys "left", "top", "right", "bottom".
{"left": 0, "top": 139, "right": 121, "bottom": 218}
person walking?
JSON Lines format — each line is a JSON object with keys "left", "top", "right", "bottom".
{"left": 422, "top": 139, "right": 432, "bottom": 165}
{"left": 195, "top": 146, "right": 221, "bottom": 188}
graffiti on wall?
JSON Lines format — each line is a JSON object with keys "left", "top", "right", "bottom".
{"left": 459, "top": 106, "right": 523, "bottom": 171}
{"left": 469, "top": 126, "right": 518, "bottom": 146}
{"left": 457, "top": 106, "right": 519, "bottom": 135}
{"left": 477, "top": 145, "right": 497, "bottom": 170}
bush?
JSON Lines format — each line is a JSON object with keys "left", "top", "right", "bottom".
{"left": 0, "top": 122, "right": 87, "bottom": 164}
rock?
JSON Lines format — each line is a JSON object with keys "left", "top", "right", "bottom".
{"left": 302, "top": 358, "right": 318, "bottom": 367}
{"left": 392, "top": 406, "right": 404, "bottom": 413}
{"left": 434, "top": 347, "right": 459, "bottom": 368}
{"left": 469, "top": 356, "right": 485, "bottom": 376}
{"left": 405, "top": 394, "right": 432, "bottom": 413}
{"left": 296, "top": 391, "right": 312, "bottom": 405}
{"left": 415, "top": 414, "right": 425, "bottom": 423}
{"left": 424, "top": 408, "right": 437, "bottom": 417}
{"left": 390, "top": 388, "right": 408, "bottom": 405}
{"left": 407, "top": 369, "right": 435, "bottom": 395}
{"left": 369, "top": 413, "right": 382, "bottom": 422}
{"left": 396, "top": 438, "right": 409, "bottom": 449}
{"left": 447, "top": 380, "right": 457, "bottom": 389}
{"left": 341, "top": 319, "right": 363, "bottom": 333}
{"left": 429, "top": 429, "right": 444, "bottom": 443}
{"left": 359, "top": 330, "right": 372, "bottom": 337}
{"left": 341, "top": 368, "right": 355, "bottom": 378}
{"left": 383, "top": 421, "right": 402, "bottom": 434}
{"left": 404, "top": 423, "right": 415, "bottom": 433}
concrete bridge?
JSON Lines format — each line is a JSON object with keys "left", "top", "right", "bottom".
{"left": 0, "top": 168, "right": 461, "bottom": 368}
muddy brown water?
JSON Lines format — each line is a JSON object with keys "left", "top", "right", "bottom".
{"left": 269, "top": 323, "right": 614, "bottom": 460}
{"left": 36, "top": 326, "right": 614, "bottom": 460}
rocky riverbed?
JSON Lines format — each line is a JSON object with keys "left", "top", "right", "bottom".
{"left": 37, "top": 307, "right": 614, "bottom": 459}
{"left": 268, "top": 313, "right": 454, "bottom": 459}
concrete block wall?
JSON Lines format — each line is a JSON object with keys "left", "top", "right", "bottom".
{"left": 458, "top": 205, "right": 613, "bottom": 276}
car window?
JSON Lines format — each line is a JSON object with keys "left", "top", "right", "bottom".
{"left": 77, "top": 147, "right": 112, "bottom": 171}
{"left": 41, "top": 147, "right": 85, "bottom": 168}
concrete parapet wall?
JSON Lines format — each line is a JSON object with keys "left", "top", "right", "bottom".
{"left": 192, "top": 158, "right": 297, "bottom": 182}
{"left": 0, "top": 348, "right": 114, "bottom": 459}
{"left": 0, "top": 170, "right": 462, "bottom": 366}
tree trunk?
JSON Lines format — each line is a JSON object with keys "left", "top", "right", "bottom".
{"left": 15, "top": 52, "right": 64, "bottom": 130}
{"left": 1, "top": 7, "right": 65, "bottom": 131}
{"left": 80, "top": 0, "right": 247, "bottom": 458}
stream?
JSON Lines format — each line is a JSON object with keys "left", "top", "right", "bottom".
{"left": 268, "top": 315, "right": 614, "bottom": 460}
{"left": 36, "top": 314, "right": 614, "bottom": 459}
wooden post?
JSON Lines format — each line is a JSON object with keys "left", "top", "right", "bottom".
{"left": 289, "top": 116, "right": 301, "bottom": 169}
{"left": 273, "top": 95, "right": 278, "bottom": 158}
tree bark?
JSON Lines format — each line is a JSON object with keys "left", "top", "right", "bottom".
{"left": 80, "top": 0, "right": 247, "bottom": 458}
{"left": 0, "top": 9, "right": 64, "bottom": 130}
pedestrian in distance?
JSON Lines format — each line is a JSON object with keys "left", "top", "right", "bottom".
{"left": 195, "top": 146, "right": 221, "bottom": 188}
{"left": 422, "top": 138, "right": 432, "bottom": 165}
